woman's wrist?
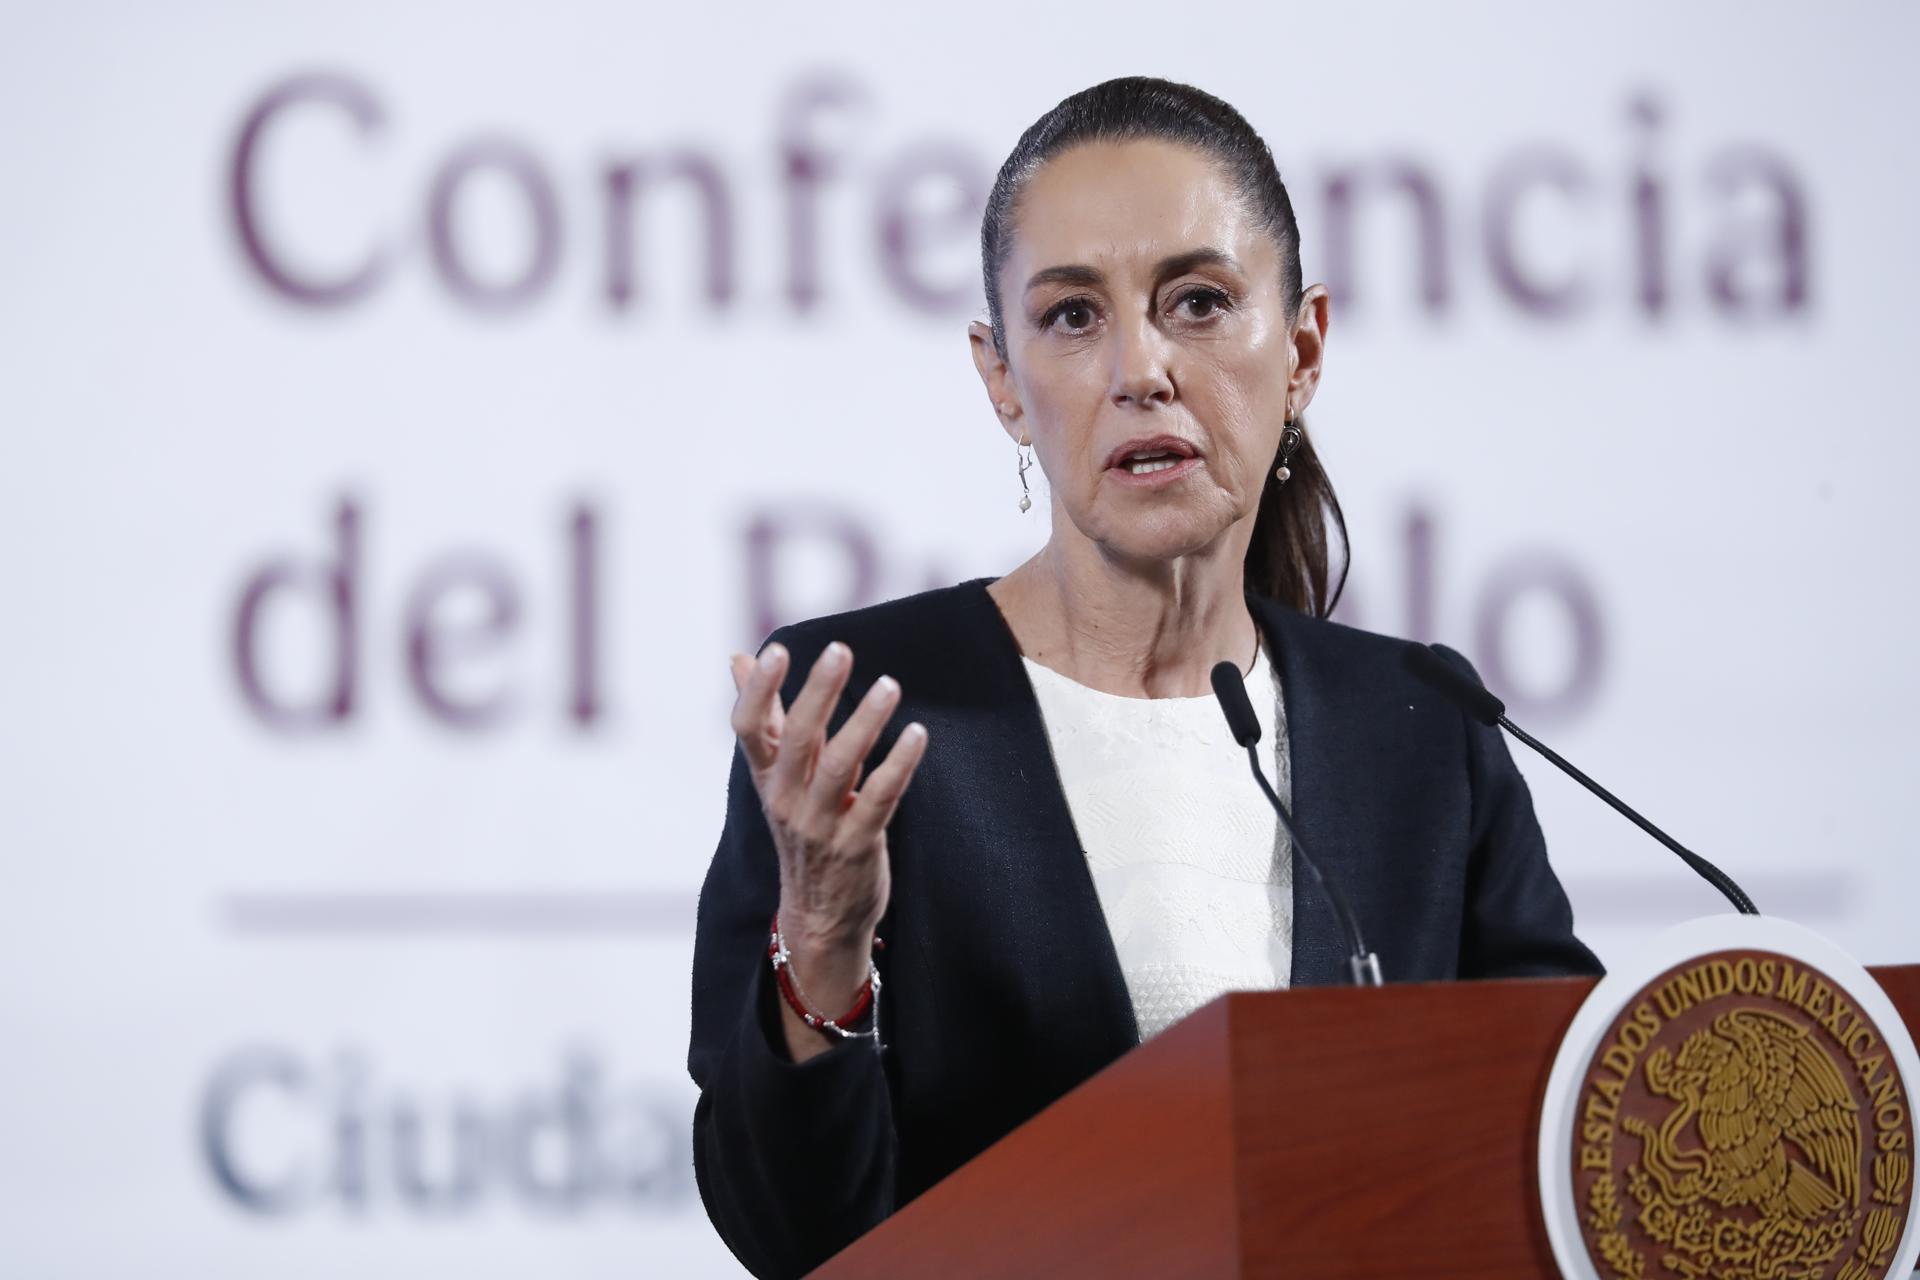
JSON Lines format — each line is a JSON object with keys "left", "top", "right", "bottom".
{"left": 774, "top": 926, "right": 875, "bottom": 1017}
{"left": 775, "top": 897, "right": 876, "bottom": 963}
{"left": 768, "top": 912, "right": 882, "bottom": 1060}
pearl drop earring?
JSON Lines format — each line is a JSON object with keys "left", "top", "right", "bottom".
{"left": 1274, "top": 421, "right": 1303, "bottom": 485}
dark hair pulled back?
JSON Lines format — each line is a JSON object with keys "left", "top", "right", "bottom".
{"left": 980, "top": 76, "right": 1348, "bottom": 618}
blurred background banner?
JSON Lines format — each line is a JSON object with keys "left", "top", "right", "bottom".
{"left": 3, "top": 3, "right": 1915, "bottom": 1274}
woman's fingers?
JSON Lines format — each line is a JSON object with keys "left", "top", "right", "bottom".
{"left": 808, "top": 675, "right": 901, "bottom": 812}
{"left": 768, "top": 641, "right": 853, "bottom": 801}
{"left": 729, "top": 643, "right": 789, "bottom": 775}
{"left": 734, "top": 639, "right": 919, "bottom": 848}
{"left": 841, "top": 722, "right": 929, "bottom": 845}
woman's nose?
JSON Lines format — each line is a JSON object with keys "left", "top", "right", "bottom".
{"left": 1108, "top": 314, "right": 1175, "bottom": 408}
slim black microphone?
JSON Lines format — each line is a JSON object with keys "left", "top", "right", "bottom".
{"left": 1400, "top": 644, "right": 1759, "bottom": 916}
{"left": 1210, "top": 660, "right": 1384, "bottom": 987}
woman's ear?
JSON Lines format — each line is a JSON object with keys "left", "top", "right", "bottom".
{"left": 968, "top": 321, "right": 1026, "bottom": 445}
{"left": 1286, "top": 284, "right": 1331, "bottom": 419}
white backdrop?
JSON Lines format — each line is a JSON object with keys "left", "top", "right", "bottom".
{"left": 4, "top": 3, "right": 1916, "bottom": 1275}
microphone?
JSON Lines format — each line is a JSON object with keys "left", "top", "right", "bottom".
{"left": 1210, "top": 660, "right": 1384, "bottom": 987}
{"left": 1399, "top": 644, "right": 1758, "bottom": 916}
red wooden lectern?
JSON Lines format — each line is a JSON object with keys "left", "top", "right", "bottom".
{"left": 813, "top": 968, "right": 1920, "bottom": 1278}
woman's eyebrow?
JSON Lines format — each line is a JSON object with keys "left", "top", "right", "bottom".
{"left": 1155, "top": 248, "right": 1240, "bottom": 281}
{"left": 1024, "top": 263, "right": 1105, "bottom": 293}
{"left": 1023, "top": 248, "right": 1242, "bottom": 296}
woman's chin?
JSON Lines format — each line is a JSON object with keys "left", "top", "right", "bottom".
{"left": 1091, "top": 516, "right": 1237, "bottom": 565}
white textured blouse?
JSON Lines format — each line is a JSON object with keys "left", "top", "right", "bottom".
{"left": 1021, "top": 643, "right": 1294, "bottom": 1041}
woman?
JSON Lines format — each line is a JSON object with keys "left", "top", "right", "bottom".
{"left": 688, "top": 76, "right": 1600, "bottom": 1278}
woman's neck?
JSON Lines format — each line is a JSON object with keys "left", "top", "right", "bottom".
{"left": 987, "top": 537, "right": 1260, "bottom": 700}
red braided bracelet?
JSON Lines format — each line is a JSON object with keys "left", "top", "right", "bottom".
{"left": 767, "top": 913, "right": 884, "bottom": 1042}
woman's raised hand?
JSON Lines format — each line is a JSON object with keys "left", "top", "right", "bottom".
{"left": 729, "top": 640, "right": 929, "bottom": 1055}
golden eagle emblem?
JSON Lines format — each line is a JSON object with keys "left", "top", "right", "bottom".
{"left": 1571, "top": 950, "right": 1914, "bottom": 1280}
{"left": 1628, "top": 1008, "right": 1860, "bottom": 1226}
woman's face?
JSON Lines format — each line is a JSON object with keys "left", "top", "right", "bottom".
{"left": 971, "top": 138, "right": 1328, "bottom": 568}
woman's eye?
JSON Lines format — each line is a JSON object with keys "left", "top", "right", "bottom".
{"left": 1175, "top": 288, "right": 1230, "bottom": 320}
{"left": 1044, "top": 298, "right": 1097, "bottom": 333}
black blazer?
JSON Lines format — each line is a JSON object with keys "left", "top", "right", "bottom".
{"left": 688, "top": 578, "right": 1600, "bottom": 1278}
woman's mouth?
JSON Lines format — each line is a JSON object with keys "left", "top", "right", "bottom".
{"left": 1105, "top": 437, "right": 1202, "bottom": 488}
{"left": 1108, "top": 452, "right": 1203, "bottom": 488}
{"left": 1122, "top": 451, "right": 1184, "bottom": 475}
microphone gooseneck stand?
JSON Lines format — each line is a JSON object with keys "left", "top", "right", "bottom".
{"left": 1210, "top": 660, "right": 1384, "bottom": 987}
{"left": 1400, "top": 644, "right": 1759, "bottom": 917}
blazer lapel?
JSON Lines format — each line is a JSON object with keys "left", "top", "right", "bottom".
{"left": 1251, "top": 594, "right": 1356, "bottom": 988}
{"left": 962, "top": 580, "right": 1144, "bottom": 1048}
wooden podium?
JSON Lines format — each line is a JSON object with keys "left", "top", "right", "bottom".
{"left": 814, "top": 967, "right": 1920, "bottom": 1278}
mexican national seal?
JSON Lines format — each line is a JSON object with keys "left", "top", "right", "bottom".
{"left": 1542, "top": 918, "right": 1920, "bottom": 1280}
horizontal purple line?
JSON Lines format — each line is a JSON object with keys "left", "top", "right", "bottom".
{"left": 217, "top": 874, "right": 1847, "bottom": 939}
{"left": 219, "top": 890, "right": 698, "bottom": 937}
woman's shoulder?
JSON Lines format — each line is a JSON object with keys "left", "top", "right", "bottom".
{"left": 1249, "top": 592, "right": 1487, "bottom": 718}
{"left": 759, "top": 578, "right": 1004, "bottom": 682}
{"left": 1249, "top": 591, "right": 1429, "bottom": 669}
